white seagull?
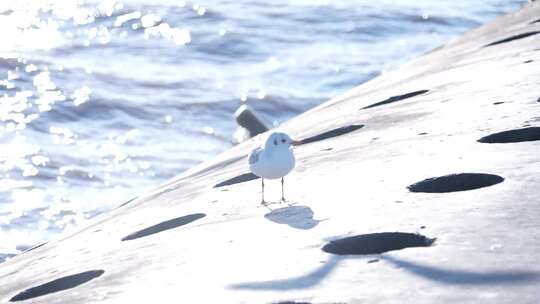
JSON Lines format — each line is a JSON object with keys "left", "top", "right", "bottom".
{"left": 249, "top": 131, "right": 302, "bottom": 205}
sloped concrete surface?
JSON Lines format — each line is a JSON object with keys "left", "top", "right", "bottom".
{"left": 1, "top": 2, "right": 539, "bottom": 303}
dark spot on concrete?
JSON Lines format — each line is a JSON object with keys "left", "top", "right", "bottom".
{"left": 478, "top": 127, "right": 540, "bottom": 143}
{"left": 368, "top": 259, "right": 380, "bottom": 264}
{"left": 361, "top": 90, "right": 429, "bottom": 110}
{"left": 321, "top": 147, "right": 333, "bottom": 151}
{"left": 407, "top": 173, "right": 504, "bottom": 193}
{"left": 420, "top": 226, "right": 426, "bottom": 229}
{"left": 418, "top": 132, "right": 428, "bottom": 135}
{"left": 299, "top": 124, "right": 364, "bottom": 145}
{"left": 272, "top": 302, "right": 312, "bottom": 304}
{"left": 483, "top": 31, "right": 540, "bottom": 47}
{"left": 122, "top": 213, "right": 205, "bottom": 241}
{"left": 322, "top": 232, "right": 435, "bottom": 255}
{"left": 214, "top": 172, "right": 259, "bottom": 188}
{"left": 537, "top": 97, "right": 540, "bottom": 103}
{"left": 10, "top": 270, "right": 104, "bottom": 302}
{"left": 493, "top": 101, "right": 505, "bottom": 105}
{"left": 530, "top": 18, "right": 540, "bottom": 24}
{"left": 524, "top": 60, "right": 533, "bottom": 63}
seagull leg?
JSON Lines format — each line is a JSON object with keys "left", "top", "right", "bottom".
{"left": 261, "top": 178, "right": 266, "bottom": 205}
{"left": 281, "top": 177, "right": 285, "bottom": 202}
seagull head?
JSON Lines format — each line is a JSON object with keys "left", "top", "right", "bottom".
{"left": 265, "top": 132, "right": 302, "bottom": 149}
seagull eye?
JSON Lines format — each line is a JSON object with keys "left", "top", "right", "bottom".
{"left": 273, "top": 139, "right": 278, "bottom": 146}
{"left": 281, "top": 139, "right": 286, "bottom": 143}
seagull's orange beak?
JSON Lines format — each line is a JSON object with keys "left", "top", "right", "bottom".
{"left": 292, "top": 140, "right": 303, "bottom": 146}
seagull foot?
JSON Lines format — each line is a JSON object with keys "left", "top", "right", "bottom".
{"left": 259, "top": 200, "right": 273, "bottom": 211}
{"left": 281, "top": 197, "right": 294, "bottom": 206}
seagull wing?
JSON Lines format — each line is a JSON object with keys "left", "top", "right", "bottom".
{"left": 248, "top": 147, "right": 262, "bottom": 165}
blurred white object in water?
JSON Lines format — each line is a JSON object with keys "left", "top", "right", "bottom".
{"left": 233, "top": 104, "right": 269, "bottom": 143}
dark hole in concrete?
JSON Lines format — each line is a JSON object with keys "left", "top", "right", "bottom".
{"left": 22, "top": 242, "right": 47, "bottom": 253}
{"left": 477, "top": 127, "right": 540, "bottom": 143}
{"left": 122, "top": 213, "right": 205, "bottom": 241}
{"left": 117, "top": 196, "right": 137, "bottom": 209}
{"left": 483, "top": 31, "right": 540, "bottom": 47}
{"left": 299, "top": 125, "right": 364, "bottom": 145}
{"left": 493, "top": 101, "right": 504, "bottom": 105}
{"left": 10, "top": 270, "right": 104, "bottom": 302}
{"left": 361, "top": 90, "right": 429, "bottom": 110}
{"left": 322, "top": 232, "right": 435, "bottom": 255}
{"left": 214, "top": 172, "right": 259, "bottom": 188}
{"left": 407, "top": 173, "right": 504, "bottom": 193}
{"left": 530, "top": 18, "right": 540, "bottom": 24}
{"left": 418, "top": 132, "right": 428, "bottom": 135}
{"left": 537, "top": 97, "right": 540, "bottom": 103}
{"left": 524, "top": 60, "right": 534, "bottom": 63}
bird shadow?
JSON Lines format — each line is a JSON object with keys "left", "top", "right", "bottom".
{"left": 382, "top": 255, "right": 540, "bottom": 285}
{"left": 229, "top": 256, "right": 342, "bottom": 290}
{"left": 228, "top": 252, "right": 540, "bottom": 291}
{"left": 264, "top": 205, "right": 323, "bottom": 230}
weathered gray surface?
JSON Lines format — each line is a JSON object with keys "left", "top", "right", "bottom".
{"left": 1, "top": 2, "right": 539, "bottom": 303}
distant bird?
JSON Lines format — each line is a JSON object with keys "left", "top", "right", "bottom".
{"left": 249, "top": 131, "right": 302, "bottom": 205}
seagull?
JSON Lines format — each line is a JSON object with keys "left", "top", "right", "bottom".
{"left": 249, "top": 131, "right": 302, "bottom": 205}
